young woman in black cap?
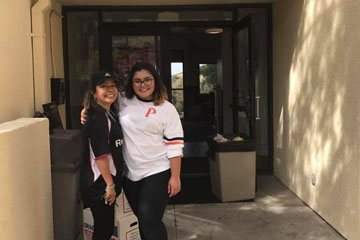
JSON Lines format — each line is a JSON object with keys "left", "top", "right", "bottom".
{"left": 80, "top": 71, "right": 125, "bottom": 240}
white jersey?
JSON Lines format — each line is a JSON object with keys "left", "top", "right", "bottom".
{"left": 118, "top": 95, "right": 184, "bottom": 181}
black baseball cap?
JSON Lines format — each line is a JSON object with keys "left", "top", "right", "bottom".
{"left": 91, "top": 71, "right": 119, "bottom": 88}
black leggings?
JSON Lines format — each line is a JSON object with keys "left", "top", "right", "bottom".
{"left": 122, "top": 169, "right": 170, "bottom": 240}
{"left": 90, "top": 202, "right": 115, "bottom": 240}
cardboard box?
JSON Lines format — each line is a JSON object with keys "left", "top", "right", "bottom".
{"left": 115, "top": 191, "right": 133, "bottom": 218}
{"left": 116, "top": 213, "right": 140, "bottom": 240}
{"left": 84, "top": 208, "right": 140, "bottom": 240}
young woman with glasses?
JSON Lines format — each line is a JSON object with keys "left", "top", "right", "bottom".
{"left": 82, "top": 62, "right": 183, "bottom": 240}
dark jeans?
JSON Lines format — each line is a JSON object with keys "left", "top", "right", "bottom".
{"left": 122, "top": 169, "right": 171, "bottom": 240}
{"left": 90, "top": 201, "right": 115, "bottom": 240}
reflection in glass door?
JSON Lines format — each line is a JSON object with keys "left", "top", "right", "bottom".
{"left": 236, "top": 27, "right": 252, "bottom": 137}
{"left": 111, "top": 36, "right": 161, "bottom": 85}
{"left": 234, "top": 16, "right": 254, "bottom": 138}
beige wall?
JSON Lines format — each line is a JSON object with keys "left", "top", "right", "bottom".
{"left": 31, "top": 0, "right": 66, "bottom": 126}
{"left": 0, "top": 0, "right": 64, "bottom": 124}
{"left": 0, "top": 0, "right": 64, "bottom": 239}
{"left": 50, "top": 0, "right": 66, "bottom": 127}
{"left": 0, "top": 0, "right": 34, "bottom": 124}
{"left": 273, "top": 0, "right": 360, "bottom": 239}
{"left": 32, "top": 0, "right": 64, "bottom": 109}
{"left": 0, "top": 118, "right": 53, "bottom": 239}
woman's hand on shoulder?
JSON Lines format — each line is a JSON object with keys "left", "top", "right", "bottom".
{"left": 80, "top": 108, "right": 87, "bottom": 124}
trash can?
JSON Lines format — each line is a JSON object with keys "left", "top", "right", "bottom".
{"left": 50, "top": 129, "right": 83, "bottom": 240}
{"left": 207, "top": 136, "right": 256, "bottom": 202}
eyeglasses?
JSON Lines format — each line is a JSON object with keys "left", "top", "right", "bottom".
{"left": 133, "top": 77, "right": 153, "bottom": 87}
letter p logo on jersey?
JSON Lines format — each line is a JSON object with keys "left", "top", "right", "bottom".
{"left": 145, "top": 107, "right": 156, "bottom": 117}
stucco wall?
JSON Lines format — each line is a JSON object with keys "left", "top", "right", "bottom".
{"left": 0, "top": 0, "right": 34, "bottom": 123}
{"left": 32, "top": 0, "right": 64, "bottom": 114}
{"left": 0, "top": 118, "right": 53, "bottom": 239}
{"left": 0, "top": 0, "right": 63, "bottom": 124}
{"left": 0, "top": 0, "right": 63, "bottom": 239}
{"left": 273, "top": 0, "right": 360, "bottom": 239}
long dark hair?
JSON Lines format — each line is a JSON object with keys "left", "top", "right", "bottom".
{"left": 125, "top": 62, "right": 168, "bottom": 106}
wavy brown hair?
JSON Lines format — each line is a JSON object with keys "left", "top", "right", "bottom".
{"left": 125, "top": 62, "right": 168, "bottom": 106}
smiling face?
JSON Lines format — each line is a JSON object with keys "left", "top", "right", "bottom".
{"left": 132, "top": 69, "right": 155, "bottom": 101}
{"left": 94, "top": 79, "right": 118, "bottom": 110}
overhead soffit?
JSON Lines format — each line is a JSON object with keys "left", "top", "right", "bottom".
{"left": 59, "top": 0, "right": 273, "bottom": 6}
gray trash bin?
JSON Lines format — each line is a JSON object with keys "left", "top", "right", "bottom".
{"left": 207, "top": 136, "right": 256, "bottom": 202}
{"left": 50, "top": 129, "right": 83, "bottom": 240}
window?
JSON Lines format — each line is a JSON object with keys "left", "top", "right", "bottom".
{"left": 171, "top": 62, "right": 184, "bottom": 118}
{"left": 199, "top": 63, "right": 216, "bottom": 93}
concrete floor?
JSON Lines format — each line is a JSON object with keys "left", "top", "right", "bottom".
{"left": 164, "top": 174, "right": 345, "bottom": 240}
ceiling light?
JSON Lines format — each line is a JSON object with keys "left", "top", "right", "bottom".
{"left": 205, "top": 28, "right": 223, "bottom": 34}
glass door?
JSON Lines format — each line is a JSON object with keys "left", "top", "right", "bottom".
{"left": 233, "top": 15, "right": 255, "bottom": 138}
{"left": 233, "top": 14, "right": 270, "bottom": 171}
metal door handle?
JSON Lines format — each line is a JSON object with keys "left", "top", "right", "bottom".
{"left": 256, "top": 96, "right": 260, "bottom": 120}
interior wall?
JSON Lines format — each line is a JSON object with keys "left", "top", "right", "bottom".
{"left": 273, "top": 0, "right": 360, "bottom": 239}
{"left": 0, "top": 0, "right": 34, "bottom": 123}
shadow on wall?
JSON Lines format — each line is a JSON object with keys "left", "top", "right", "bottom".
{"left": 273, "top": 0, "right": 360, "bottom": 239}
